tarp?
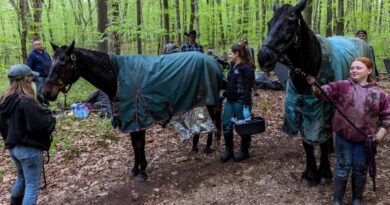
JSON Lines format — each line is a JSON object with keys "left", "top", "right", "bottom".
{"left": 283, "top": 35, "right": 375, "bottom": 144}
{"left": 110, "top": 52, "right": 225, "bottom": 132}
{"left": 254, "top": 74, "right": 284, "bottom": 91}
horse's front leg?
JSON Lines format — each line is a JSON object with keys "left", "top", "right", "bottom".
{"left": 318, "top": 137, "right": 333, "bottom": 184}
{"left": 302, "top": 140, "right": 319, "bottom": 187}
{"left": 130, "top": 133, "right": 140, "bottom": 177}
{"left": 130, "top": 130, "right": 148, "bottom": 181}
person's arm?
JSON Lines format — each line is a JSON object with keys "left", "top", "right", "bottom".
{"left": 0, "top": 114, "right": 8, "bottom": 141}
{"left": 375, "top": 92, "right": 390, "bottom": 143}
{"left": 21, "top": 98, "right": 55, "bottom": 134}
{"left": 306, "top": 75, "right": 340, "bottom": 101}
{"left": 27, "top": 52, "right": 34, "bottom": 70}
{"left": 242, "top": 66, "right": 255, "bottom": 106}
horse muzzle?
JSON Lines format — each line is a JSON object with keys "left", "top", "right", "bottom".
{"left": 43, "top": 84, "right": 61, "bottom": 101}
{"left": 258, "top": 47, "right": 278, "bottom": 72}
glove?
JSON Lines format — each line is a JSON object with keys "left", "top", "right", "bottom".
{"left": 242, "top": 107, "right": 251, "bottom": 119}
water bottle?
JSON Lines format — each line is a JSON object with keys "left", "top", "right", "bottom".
{"left": 243, "top": 107, "right": 251, "bottom": 120}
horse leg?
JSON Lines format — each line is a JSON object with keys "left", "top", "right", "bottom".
{"left": 318, "top": 137, "right": 333, "bottom": 184}
{"left": 131, "top": 131, "right": 148, "bottom": 181}
{"left": 302, "top": 140, "right": 319, "bottom": 187}
{"left": 192, "top": 134, "right": 200, "bottom": 152}
{"left": 204, "top": 105, "right": 222, "bottom": 153}
{"left": 130, "top": 134, "right": 140, "bottom": 177}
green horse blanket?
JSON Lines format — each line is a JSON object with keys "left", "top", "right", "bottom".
{"left": 283, "top": 36, "right": 375, "bottom": 144}
{"left": 110, "top": 52, "right": 224, "bottom": 132}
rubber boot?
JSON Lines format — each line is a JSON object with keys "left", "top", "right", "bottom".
{"left": 10, "top": 196, "right": 23, "bottom": 205}
{"left": 235, "top": 136, "right": 251, "bottom": 161}
{"left": 333, "top": 178, "right": 348, "bottom": 205}
{"left": 352, "top": 176, "right": 366, "bottom": 205}
{"left": 220, "top": 134, "right": 234, "bottom": 162}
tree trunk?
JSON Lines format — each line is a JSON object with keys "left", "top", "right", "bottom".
{"left": 175, "top": 0, "right": 182, "bottom": 46}
{"left": 183, "top": 0, "right": 187, "bottom": 32}
{"left": 17, "top": 0, "right": 29, "bottom": 63}
{"left": 136, "top": 0, "right": 142, "bottom": 54}
{"left": 97, "top": 0, "right": 108, "bottom": 52}
{"left": 303, "top": 0, "right": 313, "bottom": 28}
{"left": 316, "top": 0, "right": 322, "bottom": 33}
{"left": 189, "top": 0, "right": 195, "bottom": 31}
{"left": 32, "top": 0, "right": 43, "bottom": 41}
{"left": 43, "top": 0, "right": 53, "bottom": 41}
{"left": 194, "top": 0, "right": 199, "bottom": 31}
{"left": 242, "top": 0, "right": 249, "bottom": 36}
{"left": 163, "top": 0, "right": 169, "bottom": 44}
{"left": 326, "top": 0, "right": 333, "bottom": 37}
{"left": 261, "top": 0, "right": 267, "bottom": 41}
{"left": 59, "top": 0, "right": 68, "bottom": 42}
{"left": 335, "top": 0, "right": 344, "bottom": 35}
{"left": 216, "top": 0, "right": 225, "bottom": 49}
{"left": 255, "top": 0, "right": 260, "bottom": 42}
{"left": 378, "top": 0, "right": 384, "bottom": 34}
{"left": 111, "top": 0, "right": 121, "bottom": 54}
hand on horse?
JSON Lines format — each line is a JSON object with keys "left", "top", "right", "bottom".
{"left": 305, "top": 75, "right": 317, "bottom": 85}
{"left": 374, "top": 127, "right": 387, "bottom": 144}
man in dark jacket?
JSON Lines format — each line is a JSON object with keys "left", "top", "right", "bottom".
{"left": 27, "top": 40, "right": 52, "bottom": 105}
{"left": 356, "top": 30, "right": 379, "bottom": 80}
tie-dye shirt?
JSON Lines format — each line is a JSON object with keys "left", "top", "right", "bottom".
{"left": 321, "top": 78, "right": 390, "bottom": 142}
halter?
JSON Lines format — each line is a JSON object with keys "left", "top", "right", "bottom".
{"left": 59, "top": 53, "right": 78, "bottom": 94}
{"left": 262, "top": 17, "right": 301, "bottom": 66}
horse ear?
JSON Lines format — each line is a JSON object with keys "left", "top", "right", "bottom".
{"left": 67, "top": 40, "right": 75, "bottom": 54}
{"left": 295, "top": 0, "right": 308, "bottom": 13}
{"left": 273, "top": 2, "right": 280, "bottom": 12}
{"left": 50, "top": 41, "right": 59, "bottom": 51}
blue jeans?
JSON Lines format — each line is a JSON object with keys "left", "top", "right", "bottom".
{"left": 222, "top": 100, "right": 252, "bottom": 137}
{"left": 9, "top": 145, "right": 43, "bottom": 205}
{"left": 334, "top": 135, "right": 368, "bottom": 181}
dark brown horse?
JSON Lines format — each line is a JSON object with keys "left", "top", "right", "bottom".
{"left": 43, "top": 42, "right": 224, "bottom": 181}
{"left": 258, "top": 0, "right": 332, "bottom": 187}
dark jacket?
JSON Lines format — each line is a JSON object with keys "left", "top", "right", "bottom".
{"left": 224, "top": 62, "right": 255, "bottom": 105}
{"left": 27, "top": 49, "right": 51, "bottom": 77}
{"left": 0, "top": 94, "right": 55, "bottom": 150}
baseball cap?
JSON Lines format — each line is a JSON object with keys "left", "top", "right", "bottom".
{"left": 8, "top": 64, "right": 39, "bottom": 80}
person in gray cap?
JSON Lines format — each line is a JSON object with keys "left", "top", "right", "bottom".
{"left": 0, "top": 64, "right": 56, "bottom": 205}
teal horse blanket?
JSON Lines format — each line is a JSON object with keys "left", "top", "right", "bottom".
{"left": 283, "top": 36, "right": 375, "bottom": 144}
{"left": 110, "top": 52, "right": 224, "bottom": 132}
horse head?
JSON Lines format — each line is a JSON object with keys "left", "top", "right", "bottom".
{"left": 258, "top": 0, "right": 308, "bottom": 72}
{"left": 43, "top": 40, "right": 81, "bottom": 101}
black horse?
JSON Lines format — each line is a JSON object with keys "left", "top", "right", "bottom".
{"left": 43, "top": 42, "right": 223, "bottom": 181}
{"left": 258, "top": 0, "right": 333, "bottom": 186}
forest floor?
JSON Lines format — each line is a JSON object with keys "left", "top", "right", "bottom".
{"left": 1, "top": 76, "right": 390, "bottom": 205}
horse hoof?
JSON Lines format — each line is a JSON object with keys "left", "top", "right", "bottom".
{"left": 320, "top": 177, "right": 332, "bottom": 185}
{"left": 203, "top": 147, "right": 213, "bottom": 154}
{"left": 302, "top": 178, "right": 318, "bottom": 187}
{"left": 191, "top": 147, "right": 199, "bottom": 153}
{"left": 130, "top": 167, "right": 140, "bottom": 177}
{"left": 135, "top": 174, "right": 147, "bottom": 182}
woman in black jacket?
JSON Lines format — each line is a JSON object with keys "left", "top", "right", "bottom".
{"left": 0, "top": 64, "right": 55, "bottom": 205}
{"left": 220, "top": 44, "right": 255, "bottom": 162}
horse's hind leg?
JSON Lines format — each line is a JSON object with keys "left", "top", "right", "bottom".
{"left": 131, "top": 131, "right": 148, "bottom": 181}
{"left": 318, "top": 137, "right": 333, "bottom": 184}
{"left": 302, "top": 140, "right": 319, "bottom": 187}
{"left": 130, "top": 134, "right": 140, "bottom": 177}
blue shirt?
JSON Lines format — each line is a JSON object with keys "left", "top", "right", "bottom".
{"left": 180, "top": 43, "right": 204, "bottom": 53}
{"left": 27, "top": 49, "right": 51, "bottom": 77}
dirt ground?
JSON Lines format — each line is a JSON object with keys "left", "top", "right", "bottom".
{"left": 2, "top": 79, "right": 390, "bottom": 205}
